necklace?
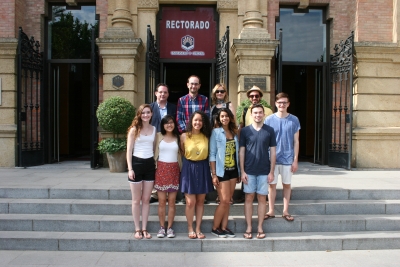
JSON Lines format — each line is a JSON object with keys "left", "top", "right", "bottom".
{"left": 217, "top": 100, "right": 224, "bottom": 104}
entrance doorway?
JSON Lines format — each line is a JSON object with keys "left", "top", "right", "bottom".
{"left": 45, "top": 4, "right": 97, "bottom": 163}
{"left": 49, "top": 63, "right": 91, "bottom": 161}
{"left": 162, "top": 62, "right": 212, "bottom": 104}
{"left": 281, "top": 65, "right": 326, "bottom": 163}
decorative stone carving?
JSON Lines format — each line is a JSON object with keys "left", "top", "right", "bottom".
{"left": 138, "top": 0, "right": 158, "bottom": 8}
{"left": 112, "top": 75, "right": 124, "bottom": 89}
{"left": 217, "top": 0, "right": 238, "bottom": 10}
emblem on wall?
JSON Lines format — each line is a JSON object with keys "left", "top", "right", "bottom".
{"left": 181, "top": 35, "right": 195, "bottom": 51}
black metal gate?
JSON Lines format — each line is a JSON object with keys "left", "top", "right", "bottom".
{"left": 145, "top": 25, "right": 160, "bottom": 103}
{"left": 16, "top": 28, "right": 45, "bottom": 167}
{"left": 90, "top": 28, "right": 100, "bottom": 169}
{"left": 215, "top": 26, "right": 229, "bottom": 88}
{"left": 328, "top": 32, "right": 354, "bottom": 169}
{"left": 275, "top": 29, "right": 283, "bottom": 94}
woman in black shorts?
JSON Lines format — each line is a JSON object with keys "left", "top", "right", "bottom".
{"left": 209, "top": 108, "right": 240, "bottom": 238}
{"left": 127, "top": 104, "right": 156, "bottom": 239}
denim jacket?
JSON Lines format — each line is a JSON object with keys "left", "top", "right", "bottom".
{"left": 209, "top": 128, "right": 240, "bottom": 177}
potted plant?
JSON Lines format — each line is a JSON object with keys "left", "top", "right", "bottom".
{"left": 96, "top": 96, "right": 136, "bottom": 172}
{"left": 236, "top": 98, "right": 273, "bottom": 125}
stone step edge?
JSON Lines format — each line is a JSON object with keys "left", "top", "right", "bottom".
{"left": 2, "top": 188, "right": 400, "bottom": 200}
{"left": 1, "top": 231, "right": 400, "bottom": 252}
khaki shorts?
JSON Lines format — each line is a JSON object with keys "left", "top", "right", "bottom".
{"left": 270, "top": 165, "right": 292, "bottom": 185}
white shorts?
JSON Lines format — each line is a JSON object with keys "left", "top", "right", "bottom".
{"left": 270, "top": 165, "right": 293, "bottom": 185}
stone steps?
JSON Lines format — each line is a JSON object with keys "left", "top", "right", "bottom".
{"left": 1, "top": 214, "right": 400, "bottom": 233}
{"left": 1, "top": 198, "right": 399, "bottom": 216}
{"left": 1, "top": 230, "right": 400, "bottom": 252}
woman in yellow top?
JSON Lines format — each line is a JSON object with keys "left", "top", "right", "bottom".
{"left": 180, "top": 111, "right": 213, "bottom": 239}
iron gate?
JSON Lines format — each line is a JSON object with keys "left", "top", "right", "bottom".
{"left": 145, "top": 25, "right": 160, "bottom": 103}
{"left": 17, "top": 28, "right": 45, "bottom": 167}
{"left": 90, "top": 28, "right": 100, "bottom": 169}
{"left": 215, "top": 26, "right": 229, "bottom": 88}
{"left": 328, "top": 32, "right": 354, "bottom": 169}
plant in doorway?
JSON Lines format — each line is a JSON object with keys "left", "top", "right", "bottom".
{"left": 96, "top": 96, "right": 136, "bottom": 172}
{"left": 236, "top": 98, "right": 273, "bottom": 125}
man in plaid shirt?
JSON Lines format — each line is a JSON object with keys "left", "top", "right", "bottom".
{"left": 176, "top": 75, "right": 210, "bottom": 134}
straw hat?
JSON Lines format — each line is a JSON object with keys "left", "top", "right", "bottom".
{"left": 246, "top": 85, "right": 264, "bottom": 98}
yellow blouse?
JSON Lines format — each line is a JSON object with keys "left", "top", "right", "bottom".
{"left": 184, "top": 133, "right": 208, "bottom": 161}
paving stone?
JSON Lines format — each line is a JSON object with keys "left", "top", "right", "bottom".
{"left": 0, "top": 219, "right": 32, "bottom": 231}
{"left": 350, "top": 190, "right": 400, "bottom": 200}
{"left": 291, "top": 189, "right": 349, "bottom": 200}
{"left": 130, "top": 236, "right": 202, "bottom": 252}
{"left": 386, "top": 203, "right": 400, "bottom": 214}
{"left": 59, "top": 232, "right": 131, "bottom": 252}
{"left": 33, "top": 219, "right": 100, "bottom": 232}
{"left": 202, "top": 238, "right": 273, "bottom": 252}
{"left": 0, "top": 202, "right": 8, "bottom": 214}
{"left": 9, "top": 202, "right": 71, "bottom": 214}
{"left": 0, "top": 188, "right": 49, "bottom": 199}
{"left": 326, "top": 203, "right": 385, "bottom": 215}
{"left": 50, "top": 189, "right": 109, "bottom": 199}
{"left": 365, "top": 216, "right": 400, "bottom": 231}
{"left": 301, "top": 216, "right": 366, "bottom": 232}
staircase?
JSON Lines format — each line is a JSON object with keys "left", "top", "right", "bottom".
{"left": 1, "top": 164, "right": 400, "bottom": 252}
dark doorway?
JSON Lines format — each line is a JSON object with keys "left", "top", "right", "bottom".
{"left": 162, "top": 63, "right": 212, "bottom": 104}
{"left": 281, "top": 64, "right": 325, "bottom": 163}
{"left": 49, "top": 63, "right": 91, "bottom": 161}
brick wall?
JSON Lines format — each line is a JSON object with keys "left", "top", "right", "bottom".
{"left": 0, "top": 0, "right": 16, "bottom": 38}
{"left": 97, "top": 0, "right": 108, "bottom": 38}
{"left": 357, "top": 0, "right": 393, "bottom": 42}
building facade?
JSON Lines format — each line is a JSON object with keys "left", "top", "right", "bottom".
{"left": 0, "top": 0, "right": 399, "bottom": 169}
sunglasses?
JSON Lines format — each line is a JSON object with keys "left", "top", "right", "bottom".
{"left": 249, "top": 94, "right": 260, "bottom": 99}
{"left": 215, "top": 90, "right": 226, "bottom": 94}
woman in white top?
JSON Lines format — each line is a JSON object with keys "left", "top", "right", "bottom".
{"left": 127, "top": 104, "right": 156, "bottom": 239}
{"left": 153, "top": 115, "right": 182, "bottom": 238}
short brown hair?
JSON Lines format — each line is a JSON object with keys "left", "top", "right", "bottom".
{"left": 276, "top": 92, "right": 290, "bottom": 102}
{"left": 187, "top": 75, "right": 201, "bottom": 84}
{"left": 250, "top": 103, "right": 264, "bottom": 113}
{"left": 156, "top": 83, "right": 169, "bottom": 93}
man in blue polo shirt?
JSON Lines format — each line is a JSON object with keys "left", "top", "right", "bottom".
{"left": 264, "top": 92, "right": 300, "bottom": 222}
{"left": 239, "top": 103, "right": 276, "bottom": 239}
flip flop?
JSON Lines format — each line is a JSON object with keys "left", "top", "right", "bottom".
{"left": 257, "top": 232, "right": 266, "bottom": 239}
{"left": 142, "top": 230, "right": 152, "bottom": 239}
{"left": 243, "top": 232, "right": 252, "bottom": 239}
{"left": 282, "top": 214, "right": 294, "bottom": 221}
{"left": 134, "top": 230, "right": 143, "bottom": 240}
{"left": 188, "top": 232, "right": 197, "bottom": 239}
{"left": 264, "top": 214, "right": 275, "bottom": 220}
{"left": 196, "top": 232, "right": 205, "bottom": 239}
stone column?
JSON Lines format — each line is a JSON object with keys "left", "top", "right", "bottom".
{"left": 0, "top": 38, "right": 18, "bottom": 167}
{"left": 97, "top": 0, "right": 143, "bottom": 107}
{"left": 233, "top": 0, "right": 278, "bottom": 104}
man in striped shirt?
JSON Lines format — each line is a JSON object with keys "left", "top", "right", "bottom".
{"left": 176, "top": 75, "right": 210, "bottom": 133}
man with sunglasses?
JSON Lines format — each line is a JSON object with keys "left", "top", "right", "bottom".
{"left": 239, "top": 86, "right": 273, "bottom": 130}
{"left": 264, "top": 92, "right": 300, "bottom": 222}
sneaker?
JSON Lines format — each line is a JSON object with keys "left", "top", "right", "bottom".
{"left": 222, "top": 228, "right": 236, "bottom": 238}
{"left": 157, "top": 227, "right": 166, "bottom": 238}
{"left": 166, "top": 228, "right": 175, "bottom": 238}
{"left": 211, "top": 228, "right": 227, "bottom": 238}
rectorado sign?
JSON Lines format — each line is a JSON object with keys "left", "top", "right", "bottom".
{"left": 159, "top": 6, "right": 216, "bottom": 59}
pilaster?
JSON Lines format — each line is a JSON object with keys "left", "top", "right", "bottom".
{"left": 0, "top": 38, "right": 18, "bottom": 167}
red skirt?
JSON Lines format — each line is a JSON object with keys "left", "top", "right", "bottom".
{"left": 154, "top": 161, "right": 180, "bottom": 192}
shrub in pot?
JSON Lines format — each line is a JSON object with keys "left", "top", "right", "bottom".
{"left": 96, "top": 96, "right": 135, "bottom": 172}
{"left": 236, "top": 98, "right": 273, "bottom": 125}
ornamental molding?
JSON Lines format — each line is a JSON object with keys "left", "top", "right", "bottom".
{"left": 217, "top": 0, "right": 237, "bottom": 10}
{"left": 138, "top": 0, "right": 158, "bottom": 8}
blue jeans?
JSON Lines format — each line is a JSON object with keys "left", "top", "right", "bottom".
{"left": 243, "top": 174, "right": 269, "bottom": 195}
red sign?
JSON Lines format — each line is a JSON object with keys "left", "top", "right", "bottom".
{"left": 159, "top": 7, "right": 216, "bottom": 59}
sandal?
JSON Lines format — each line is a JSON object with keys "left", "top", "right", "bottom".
{"left": 243, "top": 232, "right": 252, "bottom": 239}
{"left": 142, "top": 230, "right": 152, "bottom": 239}
{"left": 196, "top": 232, "right": 205, "bottom": 239}
{"left": 264, "top": 214, "right": 275, "bottom": 220}
{"left": 188, "top": 231, "right": 197, "bottom": 239}
{"left": 282, "top": 214, "right": 294, "bottom": 221}
{"left": 134, "top": 230, "right": 143, "bottom": 240}
{"left": 257, "top": 232, "right": 266, "bottom": 239}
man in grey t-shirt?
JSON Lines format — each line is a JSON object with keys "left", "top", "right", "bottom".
{"left": 239, "top": 104, "right": 276, "bottom": 239}
{"left": 264, "top": 93, "right": 300, "bottom": 222}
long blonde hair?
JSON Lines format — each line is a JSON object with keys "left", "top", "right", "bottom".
{"left": 127, "top": 104, "right": 152, "bottom": 140}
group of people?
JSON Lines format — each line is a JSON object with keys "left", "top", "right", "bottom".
{"left": 126, "top": 75, "right": 300, "bottom": 240}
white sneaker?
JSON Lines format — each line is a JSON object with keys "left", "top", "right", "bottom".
{"left": 167, "top": 228, "right": 175, "bottom": 238}
{"left": 157, "top": 227, "right": 166, "bottom": 238}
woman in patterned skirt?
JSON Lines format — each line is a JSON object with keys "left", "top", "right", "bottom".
{"left": 154, "top": 115, "right": 182, "bottom": 238}
{"left": 180, "top": 111, "right": 213, "bottom": 239}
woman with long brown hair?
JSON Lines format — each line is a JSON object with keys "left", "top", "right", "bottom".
{"left": 127, "top": 104, "right": 156, "bottom": 239}
{"left": 180, "top": 111, "right": 213, "bottom": 239}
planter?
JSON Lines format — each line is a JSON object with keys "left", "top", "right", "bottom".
{"left": 106, "top": 151, "right": 127, "bottom": 172}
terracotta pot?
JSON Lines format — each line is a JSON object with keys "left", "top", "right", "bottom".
{"left": 106, "top": 151, "right": 127, "bottom": 172}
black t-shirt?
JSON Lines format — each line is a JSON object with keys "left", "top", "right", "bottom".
{"left": 239, "top": 124, "right": 276, "bottom": 175}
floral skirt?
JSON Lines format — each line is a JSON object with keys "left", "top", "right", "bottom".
{"left": 154, "top": 161, "right": 180, "bottom": 192}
